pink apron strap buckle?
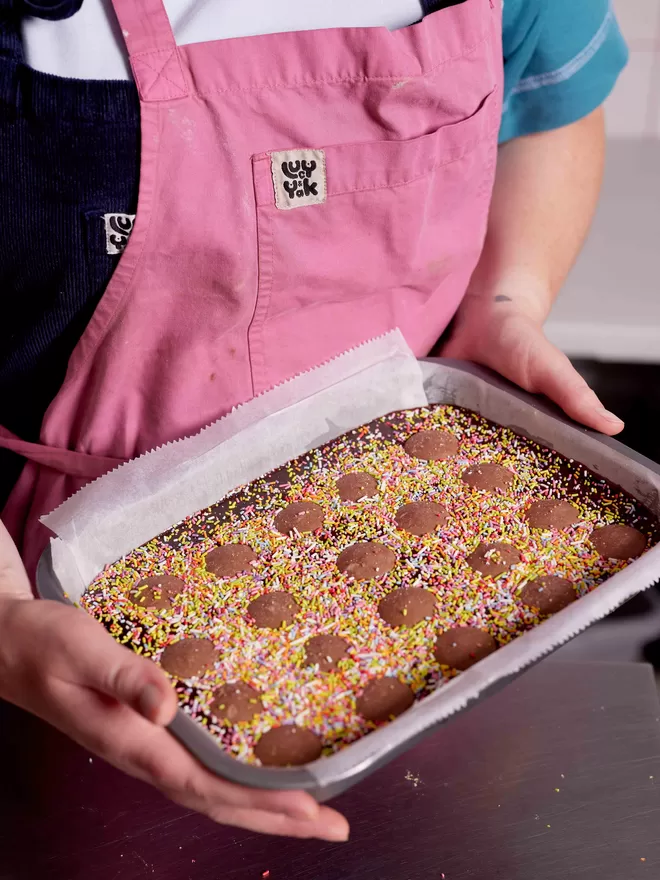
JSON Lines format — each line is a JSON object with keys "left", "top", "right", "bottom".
{"left": 109, "top": 0, "right": 188, "bottom": 102}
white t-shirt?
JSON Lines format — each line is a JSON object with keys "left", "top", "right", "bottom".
{"left": 22, "top": 0, "right": 425, "bottom": 81}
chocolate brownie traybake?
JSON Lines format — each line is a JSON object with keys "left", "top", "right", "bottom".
{"left": 81, "top": 405, "right": 658, "bottom": 768}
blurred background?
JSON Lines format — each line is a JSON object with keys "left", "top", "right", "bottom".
{"left": 549, "top": 0, "right": 660, "bottom": 667}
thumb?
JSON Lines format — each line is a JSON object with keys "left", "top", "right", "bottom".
{"left": 525, "top": 336, "right": 624, "bottom": 436}
{"left": 73, "top": 611, "right": 178, "bottom": 726}
{"left": 0, "top": 521, "right": 33, "bottom": 599}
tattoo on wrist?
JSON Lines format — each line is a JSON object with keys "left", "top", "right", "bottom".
{"left": 494, "top": 295, "right": 512, "bottom": 302}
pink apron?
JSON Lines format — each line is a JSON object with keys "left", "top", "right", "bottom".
{"left": 1, "top": 0, "right": 502, "bottom": 579}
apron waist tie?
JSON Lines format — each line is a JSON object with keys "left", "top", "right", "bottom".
{"left": 0, "top": 424, "right": 126, "bottom": 480}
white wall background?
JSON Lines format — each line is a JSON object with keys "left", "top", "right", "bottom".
{"left": 607, "top": 0, "right": 660, "bottom": 137}
{"left": 544, "top": 1, "right": 660, "bottom": 364}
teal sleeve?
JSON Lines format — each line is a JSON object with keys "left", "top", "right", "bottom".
{"left": 499, "top": 0, "right": 629, "bottom": 143}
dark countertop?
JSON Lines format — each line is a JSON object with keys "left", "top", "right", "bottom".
{"left": 1, "top": 660, "right": 659, "bottom": 880}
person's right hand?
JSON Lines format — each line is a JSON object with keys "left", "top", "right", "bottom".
{"left": 0, "top": 590, "right": 349, "bottom": 841}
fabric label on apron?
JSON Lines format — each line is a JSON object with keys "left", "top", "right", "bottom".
{"left": 271, "top": 149, "right": 326, "bottom": 210}
{"left": 103, "top": 213, "right": 136, "bottom": 254}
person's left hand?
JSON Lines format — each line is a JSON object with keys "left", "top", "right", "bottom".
{"left": 440, "top": 297, "right": 624, "bottom": 435}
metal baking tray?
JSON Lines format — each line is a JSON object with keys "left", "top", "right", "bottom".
{"left": 36, "top": 360, "right": 660, "bottom": 801}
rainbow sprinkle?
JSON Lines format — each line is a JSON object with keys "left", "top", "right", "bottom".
{"left": 81, "top": 405, "right": 658, "bottom": 764}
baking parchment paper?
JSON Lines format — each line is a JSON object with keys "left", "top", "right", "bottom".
{"left": 44, "top": 330, "right": 427, "bottom": 598}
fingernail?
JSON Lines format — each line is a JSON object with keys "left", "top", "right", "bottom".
{"left": 599, "top": 407, "right": 624, "bottom": 425}
{"left": 138, "top": 684, "right": 162, "bottom": 722}
{"left": 324, "top": 825, "right": 350, "bottom": 843}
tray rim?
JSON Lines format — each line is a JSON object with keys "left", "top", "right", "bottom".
{"left": 35, "top": 358, "right": 660, "bottom": 799}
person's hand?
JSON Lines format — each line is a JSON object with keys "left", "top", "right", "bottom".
{"left": 441, "top": 296, "right": 624, "bottom": 436}
{"left": 0, "top": 592, "right": 349, "bottom": 841}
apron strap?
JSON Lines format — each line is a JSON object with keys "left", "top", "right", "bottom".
{"left": 0, "top": 425, "right": 126, "bottom": 481}
{"left": 109, "top": 0, "right": 188, "bottom": 102}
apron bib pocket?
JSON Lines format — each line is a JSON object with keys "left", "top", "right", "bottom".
{"left": 249, "top": 88, "right": 498, "bottom": 394}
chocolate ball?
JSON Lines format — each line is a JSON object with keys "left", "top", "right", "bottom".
{"left": 304, "top": 634, "right": 349, "bottom": 672}
{"left": 336, "top": 472, "right": 378, "bottom": 502}
{"left": 336, "top": 542, "right": 396, "bottom": 580}
{"left": 205, "top": 543, "right": 257, "bottom": 578}
{"left": 275, "top": 501, "right": 324, "bottom": 535}
{"left": 395, "top": 500, "right": 448, "bottom": 536}
{"left": 247, "top": 592, "right": 300, "bottom": 629}
{"left": 403, "top": 430, "right": 458, "bottom": 461}
{"left": 129, "top": 574, "right": 185, "bottom": 610}
{"left": 254, "top": 725, "right": 323, "bottom": 767}
{"left": 210, "top": 683, "right": 263, "bottom": 723}
{"left": 378, "top": 588, "right": 437, "bottom": 628}
{"left": 434, "top": 626, "right": 498, "bottom": 670}
{"left": 525, "top": 499, "right": 580, "bottom": 530}
{"left": 590, "top": 524, "right": 647, "bottom": 560}
{"left": 461, "top": 463, "right": 514, "bottom": 492}
{"left": 357, "top": 677, "right": 415, "bottom": 723}
{"left": 466, "top": 542, "right": 521, "bottom": 577}
{"left": 159, "top": 637, "right": 218, "bottom": 679}
{"left": 519, "top": 576, "right": 576, "bottom": 614}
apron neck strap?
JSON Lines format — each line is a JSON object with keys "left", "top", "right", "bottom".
{"left": 110, "top": 0, "right": 188, "bottom": 101}
{"left": 110, "top": 0, "right": 175, "bottom": 57}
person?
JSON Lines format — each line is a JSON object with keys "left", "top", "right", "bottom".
{"left": 0, "top": 0, "right": 628, "bottom": 843}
